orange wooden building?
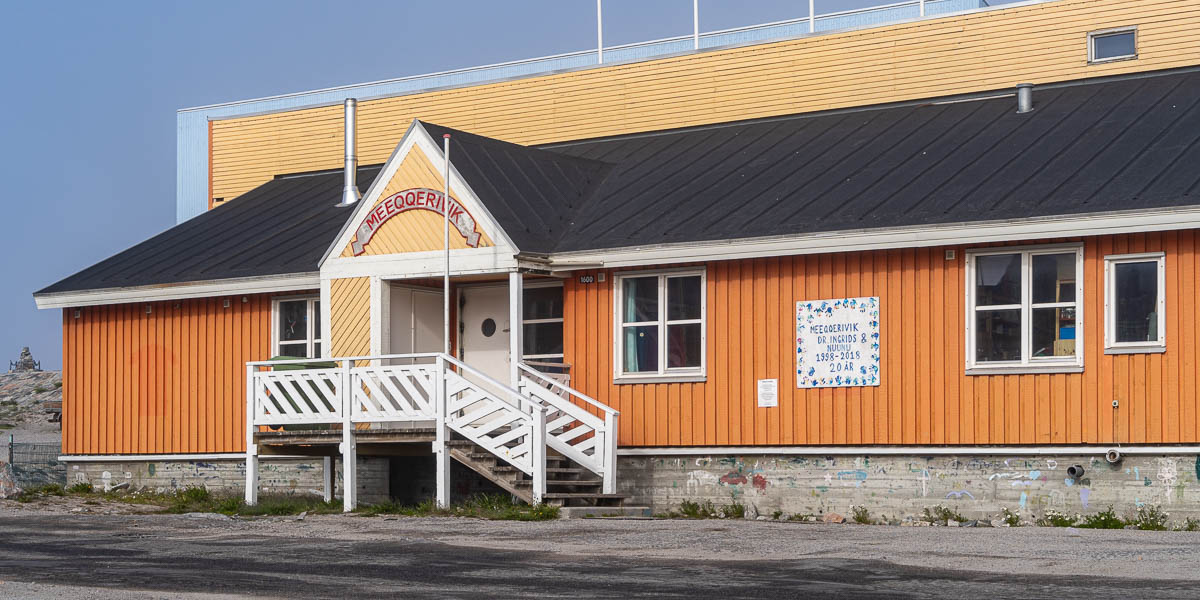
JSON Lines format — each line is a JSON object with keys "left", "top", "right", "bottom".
{"left": 34, "top": 0, "right": 1200, "bottom": 518}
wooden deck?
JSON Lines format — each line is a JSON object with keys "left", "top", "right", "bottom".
{"left": 254, "top": 428, "right": 436, "bottom": 457}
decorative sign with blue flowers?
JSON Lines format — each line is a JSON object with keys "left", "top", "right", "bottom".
{"left": 796, "top": 297, "right": 881, "bottom": 388}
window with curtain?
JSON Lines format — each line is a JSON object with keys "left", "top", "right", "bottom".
{"left": 616, "top": 270, "right": 705, "bottom": 380}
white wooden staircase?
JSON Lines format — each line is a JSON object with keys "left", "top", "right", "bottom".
{"left": 243, "top": 353, "right": 622, "bottom": 510}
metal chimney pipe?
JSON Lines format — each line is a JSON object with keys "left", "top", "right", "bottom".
{"left": 337, "top": 98, "right": 361, "bottom": 207}
{"left": 1016, "top": 83, "right": 1034, "bottom": 114}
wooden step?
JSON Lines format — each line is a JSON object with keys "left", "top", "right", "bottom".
{"left": 544, "top": 492, "right": 629, "bottom": 500}
{"left": 547, "top": 478, "right": 601, "bottom": 486}
{"left": 543, "top": 492, "right": 629, "bottom": 508}
{"left": 493, "top": 465, "right": 579, "bottom": 475}
{"left": 511, "top": 480, "right": 603, "bottom": 491}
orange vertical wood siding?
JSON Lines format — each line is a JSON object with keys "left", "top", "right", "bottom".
{"left": 60, "top": 293, "right": 287, "bottom": 455}
{"left": 564, "top": 232, "right": 1200, "bottom": 447}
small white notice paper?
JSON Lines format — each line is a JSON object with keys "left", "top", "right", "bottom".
{"left": 757, "top": 379, "right": 779, "bottom": 408}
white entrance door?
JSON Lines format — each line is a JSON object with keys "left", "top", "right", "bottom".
{"left": 460, "top": 285, "right": 510, "bottom": 385}
{"left": 388, "top": 285, "right": 444, "bottom": 360}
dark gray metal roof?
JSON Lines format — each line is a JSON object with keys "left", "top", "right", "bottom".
{"left": 419, "top": 121, "right": 611, "bottom": 254}
{"left": 39, "top": 67, "right": 1200, "bottom": 298}
{"left": 541, "top": 67, "right": 1200, "bottom": 252}
{"left": 38, "top": 166, "right": 382, "bottom": 295}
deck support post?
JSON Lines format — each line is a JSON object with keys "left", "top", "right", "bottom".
{"left": 531, "top": 406, "right": 547, "bottom": 504}
{"left": 603, "top": 411, "right": 618, "bottom": 494}
{"left": 508, "top": 271, "right": 523, "bottom": 391}
{"left": 323, "top": 456, "right": 334, "bottom": 503}
{"left": 341, "top": 360, "right": 357, "bottom": 512}
{"left": 435, "top": 354, "right": 451, "bottom": 508}
{"left": 244, "top": 365, "right": 259, "bottom": 505}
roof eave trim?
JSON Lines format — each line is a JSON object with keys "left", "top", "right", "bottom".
{"left": 546, "top": 205, "right": 1200, "bottom": 269}
{"left": 33, "top": 273, "right": 321, "bottom": 310}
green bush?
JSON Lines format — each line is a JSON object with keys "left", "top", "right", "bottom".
{"left": 1079, "top": 506, "right": 1126, "bottom": 529}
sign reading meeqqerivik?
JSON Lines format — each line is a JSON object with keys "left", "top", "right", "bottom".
{"left": 351, "top": 188, "right": 482, "bottom": 255}
{"left": 796, "top": 297, "right": 880, "bottom": 388}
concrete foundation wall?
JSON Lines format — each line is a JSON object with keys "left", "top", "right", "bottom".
{"left": 66, "top": 457, "right": 392, "bottom": 505}
{"left": 619, "top": 452, "right": 1200, "bottom": 523}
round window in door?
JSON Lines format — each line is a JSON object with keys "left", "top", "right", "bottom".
{"left": 481, "top": 318, "right": 497, "bottom": 337}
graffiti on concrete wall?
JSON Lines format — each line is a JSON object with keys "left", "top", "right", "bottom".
{"left": 624, "top": 453, "right": 1200, "bottom": 521}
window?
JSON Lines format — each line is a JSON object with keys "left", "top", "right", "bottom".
{"left": 273, "top": 297, "right": 322, "bottom": 358}
{"left": 1105, "top": 253, "right": 1165, "bottom": 354}
{"left": 965, "top": 245, "right": 1083, "bottom": 373}
{"left": 614, "top": 270, "right": 705, "bottom": 381}
{"left": 523, "top": 282, "right": 564, "bottom": 362}
{"left": 1089, "top": 27, "right": 1137, "bottom": 64}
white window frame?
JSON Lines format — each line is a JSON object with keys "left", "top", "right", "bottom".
{"left": 613, "top": 268, "right": 707, "bottom": 383}
{"left": 522, "top": 280, "right": 564, "bottom": 362}
{"left": 271, "top": 296, "right": 322, "bottom": 359}
{"left": 964, "top": 244, "right": 1084, "bottom": 374}
{"left": 1104, "top": 252, "right": 1165, "bottom": 354}
{"left": 1088, "top": 26, "right": 1138, "bottom": 65}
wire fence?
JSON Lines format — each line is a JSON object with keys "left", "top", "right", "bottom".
{"left": 4, "top": 438, "right": 65, "bottom": 488}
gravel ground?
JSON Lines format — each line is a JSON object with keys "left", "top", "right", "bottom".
{"left": 1, "top": 500, "right": 1199, "bottom": 598}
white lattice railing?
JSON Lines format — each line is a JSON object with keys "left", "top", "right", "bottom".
{"left": 250, "top": 363, "right": 343, "bottom": 425}
{"left": 519, "top": 363, "right": 619, "bottom": 494}
{"left": 351, "top": 363, "right": 438, "bottom": 423}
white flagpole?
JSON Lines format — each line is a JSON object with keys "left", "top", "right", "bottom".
{"left": 442, "top": 134, "right": 451, "bottom": 357}
{"left": 596, "top": 0, "right": 603, "bottom": 64}
{"left": 693, "top": 0, "right": 699, "bottom": 50}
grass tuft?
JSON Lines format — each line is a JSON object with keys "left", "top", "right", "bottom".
{"left": 359, "top": 493, "right": 559, "bottom": 521}
{"left": 1130, "top": 505, "right": 1169, "bottom": 531}
{"left": 15, "top": 484, "right": 65, "bottom": 503}
{"left": 851, "top": 505, "right": 874, "bottom": 525}
{"left": 1078, "top": 506, "right": 1126, "bottom": 529}
{"left": 66, "top": 482, "right": 94, "bottom": 494}
{"left": 1036, "top": 509, "right": 1079, "bottom": 528}
{"left": 923, "top": 504, "right": 966, "bottom": 524}
{"left": 658, "top": 499, "right": 746, "bottom": 520}
{"left": 1001, "top": 507, "right": 1021, "bottom": 527}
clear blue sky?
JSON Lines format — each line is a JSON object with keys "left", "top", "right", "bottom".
{"left": 0, "top": 0, "right": 958, "bottom": 369}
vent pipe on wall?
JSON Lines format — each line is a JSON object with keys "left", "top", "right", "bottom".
{"left": 1016, "top": 83, "right": 1034, "bottom": 114}
{"left": 337, "top": 98, "right": 361, "bottom": 207}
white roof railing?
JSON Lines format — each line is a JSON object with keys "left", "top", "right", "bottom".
{"left": 180, "top": 0, "right": 1044, "bottom": 114}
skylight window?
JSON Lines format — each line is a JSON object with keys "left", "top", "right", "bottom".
{"left": 1089, "top": 27, "right": 1137, "bottom": 64}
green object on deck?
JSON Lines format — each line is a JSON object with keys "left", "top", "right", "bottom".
{"left": 268, "top": 356, "right": 338, "bottom": 370}
{"left": 263, "top": 356, "right": 339, "bottom": 431}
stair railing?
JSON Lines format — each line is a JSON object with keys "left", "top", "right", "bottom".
{"left": 439, "top": 354, "right": 547, "bottom": 503}
{"left": 518, "top": 363, "right": 619, "bottom": 494}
